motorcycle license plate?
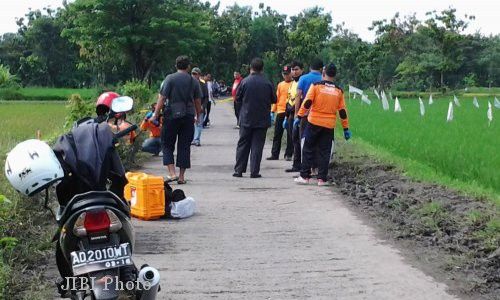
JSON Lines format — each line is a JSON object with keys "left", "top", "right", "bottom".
{"left": 70, "top": 243, "right": 133, "bottom": 276}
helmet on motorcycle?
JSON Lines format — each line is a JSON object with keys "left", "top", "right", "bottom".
{"left": 4, "top": 139, "right": 64, "bottom": 196}
{"left": 96, "top": 92, "right": 120, "bottom": 115}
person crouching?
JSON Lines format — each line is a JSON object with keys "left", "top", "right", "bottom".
{"left": 140, "top": 103, "right": 162, "bottom": 156}
{"left": 294, "top": 63, "right": 352, "bottom": 186}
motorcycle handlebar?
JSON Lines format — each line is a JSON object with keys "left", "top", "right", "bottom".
{"left": 114, "top": 124, "right": 138, "bottom": 141}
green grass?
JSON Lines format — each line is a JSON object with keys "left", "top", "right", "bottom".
{"left": 0, "top": 87, "right": 97, "bottom": 101}
{"left": 342, "top": 94, "right": 500, "bottom": 204}
{"left": 0, "top": 101, "right": 67, "bottom": 299}
{"left": 0, "top": 102, "right": 68, "bottom": 158}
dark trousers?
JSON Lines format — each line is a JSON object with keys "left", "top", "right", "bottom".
{"left": 234, "top": 101, "right": 241, "bottom": 124}
{"left": 234, "top": 127, "right": 267, "bottom": 175}
{"left": 300, "top": 123, "right": 334, "bottom": 181}
{"left": 161, "top": 115, "right": 194, "bottom": 168}
{"left": 291, "top": 116, "right": 307, "bottom": 170}
{"left": 203, "top": 101, "right": 212, "bottom": 127}
{"left": 271, "top": 113, "right": 293, "bottom": 158}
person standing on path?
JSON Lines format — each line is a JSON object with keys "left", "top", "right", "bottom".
{"left": 285, "top": 61, "right": 304, "bottom": 172}
{"left": 267, "top": 65, "right": 293, "bottom": 161}
{"left": 203, "top": 73, "right": 214, "bottom": 128}
{"left": 232, "top": 71, "right": 243, "bottom": 129}
{"left": 191, "top": 67, "right": 209, "bottom": 146}
{"left": 295, "top": 63, "right": 351, "bottom": 186}
{"left": 292, "top": 58, "right": 324, "bottom": 175}
{"left": 151, "top": 55, "right": 202, "bottom": 184}
{"left": 233, "top": 58, "right": 277, "bottom": 178}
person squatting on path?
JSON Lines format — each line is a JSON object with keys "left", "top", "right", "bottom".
{"left": 151, "top": 55, "right": 202, "bottom": 185}
{"left": 232, "top": 71, "right": 243, "bottom": 129}
{"left": 294, "top": 63, "right": 352, "bottom": 186}
{"left": 267, "top": 65, "right": 293, "bottom": 161}
{"left": 140, "top": 103, "right": 162, "bottom": 156}
{"left": 233, "top": 58, "right": 277, "bottom": 178}
{"left": 191, "top": 67, "right": 209, "bottom": 146}
{"left": 284, "top": 61, "right": 304, "bottom": 172}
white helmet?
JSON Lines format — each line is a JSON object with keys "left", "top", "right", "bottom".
{"left": 4, "top": 139, "right": 64, "bottom": 196}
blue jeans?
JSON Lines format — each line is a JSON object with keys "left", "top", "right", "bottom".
{"left": 142, "top": 137, "right": 161, "bottom": 155}
{"left": 193, "top": 112, "right": 206, "bottom": 143}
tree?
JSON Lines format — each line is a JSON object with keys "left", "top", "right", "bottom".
{"left": 63, "top": 0, "right": 213, "bottom": 83}
{"left": 287, "top": 7, "right": 332, "bottom": 65}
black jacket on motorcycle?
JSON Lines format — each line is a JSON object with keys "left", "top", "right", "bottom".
{"left": 53, "top": 118, "right": 127, "bottom": 206}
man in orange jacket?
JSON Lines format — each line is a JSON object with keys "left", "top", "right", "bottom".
{"left": 294, "top": 63, "right": 352, "bottom": 186}
{"left": 140, "top": 103, "right": 162, "bottom": 156}
{"left": 267, "top": 65, "right": 293, "bottom": 160}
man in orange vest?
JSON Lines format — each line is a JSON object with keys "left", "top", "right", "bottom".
{"left": 294, "top": 63, "right": 352, "bottom": 186}
{"left": 267, "top": 65, "right": 293, "bottom": 160}
{"left": 140, "top": 103, "right": 162, "bottom": 156}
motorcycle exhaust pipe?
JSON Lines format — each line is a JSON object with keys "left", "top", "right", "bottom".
{"left": 138, "top": 266, "right": 160, "bottom": 300}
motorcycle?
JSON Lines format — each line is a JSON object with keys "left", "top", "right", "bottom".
{"left": 5, "top": 96, "right": 160, "bottom": 300}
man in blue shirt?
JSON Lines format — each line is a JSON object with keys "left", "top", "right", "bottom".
{"left": 290, "top": 58, "right": 324, "bottom": 173}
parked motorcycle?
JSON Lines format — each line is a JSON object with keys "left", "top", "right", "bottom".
{"left": 4, "top": 96, "right": 160, "bottom": 300}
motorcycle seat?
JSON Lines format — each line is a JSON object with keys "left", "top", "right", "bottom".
{"left": 57, "top": 191, "right": 130, "bottom": 224}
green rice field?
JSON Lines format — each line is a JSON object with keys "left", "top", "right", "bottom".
{"left": 344, "top": 93, "right": 500, "bottom": 201}
{"left": 0, "top": 101, "right": 68, "bottom": 162}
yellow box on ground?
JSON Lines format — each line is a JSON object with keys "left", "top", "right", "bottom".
{"left": 124, "top": 172, "right": 165, "bottom": 220}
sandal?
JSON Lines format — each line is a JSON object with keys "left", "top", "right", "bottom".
{"left": 165, "top": 175, "right": 179, "bottom": 183}
{"left": 177, "top": 179, "right": 187, "bottom": 185}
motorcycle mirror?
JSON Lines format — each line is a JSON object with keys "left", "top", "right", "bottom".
{"left": 111, "top": 96, "right": 134, "bottom": 113}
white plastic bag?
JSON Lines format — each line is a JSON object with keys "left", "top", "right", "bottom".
{"left": 170, "top": 197, "right": 196, "bottom": 219}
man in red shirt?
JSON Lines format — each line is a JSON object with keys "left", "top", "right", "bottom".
{"left": 232, "top": 71, "right": 243, "bottom": 128}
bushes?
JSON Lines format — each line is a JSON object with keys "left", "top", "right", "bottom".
{"left": 64, "top": 94, "right": 94, "bottom": 129}
{"left": 119, "top": 79, "right": 154, "bottom": 109}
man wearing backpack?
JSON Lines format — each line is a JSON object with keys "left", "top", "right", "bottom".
{"left": 151, "top": 55, "right": 202, "bottom": 184}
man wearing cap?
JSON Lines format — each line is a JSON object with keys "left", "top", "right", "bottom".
{"left": 267, "top": 65, "right": 293, "bottom": 161}
{"left": 294, "top": 63, "right": 352, "bottom": 186}
{"left": 191, "top": 67, "right": 209, "bottom": 146}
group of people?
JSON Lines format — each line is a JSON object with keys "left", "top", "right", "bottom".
{"left": 134, "top": 54, "right": 351, "bottom": 187}
{"left": 232, "top": 57, "right": 351, "bottom": 185}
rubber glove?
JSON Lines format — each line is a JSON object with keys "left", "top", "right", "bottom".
{"left": 152, "top": 119, "right": 160, "bottom": 127}
{"left": 344, "top": 128, "right": 352, "bottom": 140}
{"left": 282, "top": 118, "right": 288, "bottom": 129}
{"left": 145, "top": 111, "right": 153, "bottom": 119}
{"left": 270, "top": 112, "right": 275, "bottom": 123}
{"left": 293, "top": 118, "right": 300, "bottom": 129}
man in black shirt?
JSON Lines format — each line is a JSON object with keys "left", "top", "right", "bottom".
{"left": 152, "top": 55, "right": 202, "bottom": 184}
{"left": 233, "top": 58, "right": 277, "bottom": 178}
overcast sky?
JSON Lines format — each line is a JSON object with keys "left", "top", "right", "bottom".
{"left": 1, "top": 0, "right": 498, "bottom": 41}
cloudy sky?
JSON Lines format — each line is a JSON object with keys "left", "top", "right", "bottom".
{"left": 1, "top": 0, "right": 498, "bottom": 41}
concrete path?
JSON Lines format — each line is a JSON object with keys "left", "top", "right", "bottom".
{"left": 132, "top": 102, "right": 456, "bottom": 300}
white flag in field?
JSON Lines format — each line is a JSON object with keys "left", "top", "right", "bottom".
{"left": 394, "top": 97, "right": 402, "bottom": 112}
{"left": 349, "top": 85, "right": 364, "bottom": 95}
{"left": 453, "top": 95, "right": 461, "bottom": 107}
{"left": 374, "top": 89, "right": 380, "bottom": 100}
{"left": 473, "top": 97, "right": 479, "bottom": 108}
{"left": 429, "top": 94, "right": 434, "bottom": 105}
{"left": 381, "top": 91, "right": 389, "bottom": 111}
{"left": 446, "top": 101, "right": 454, "bottom": 122}
{"left": 487, "top": 101, "right": 493, "bottom": 124}
{"left": 353, "top": 93, "right": 357, "bottom": 99}
{"left": 494, "top": 97, "right": 500, "bottom": 109}
{"left": 361, "top": 94, "right": 372, "bottom": 105}
{"left": 419, "top": 97, "right": 425, "bottom": 116}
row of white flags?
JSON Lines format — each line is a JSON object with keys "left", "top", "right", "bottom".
{"left": 348, "top": 85, "right": 497, "bottom": 124}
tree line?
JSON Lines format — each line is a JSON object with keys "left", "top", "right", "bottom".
{"left": 0, "top": 0, "right": 499, "bottom": 91}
